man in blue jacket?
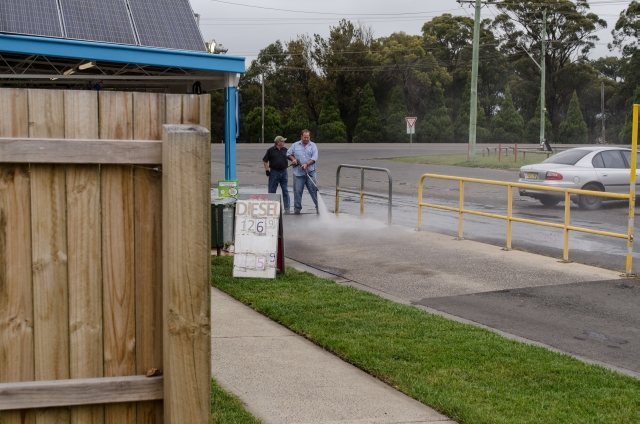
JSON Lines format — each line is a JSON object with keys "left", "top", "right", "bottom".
{"left": 287, "top": 129, "right": 318, "bottom": 214}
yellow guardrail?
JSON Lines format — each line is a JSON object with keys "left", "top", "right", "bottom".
{"left": 418, "top": 104, "right": 639, "bottom": 275}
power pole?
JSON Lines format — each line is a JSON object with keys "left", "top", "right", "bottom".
{"left": 539, "top": 10, "right": 546, "bottom": 146}
{"left": 261, "top": 67, "right": 265, "bottom": 144}
{"left": 468, "top": 0, "right": 482, "bottom": 161}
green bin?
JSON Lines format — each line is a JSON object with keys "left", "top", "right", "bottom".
{"left": 211, "top": 196, "right": 236, "bottom": 253}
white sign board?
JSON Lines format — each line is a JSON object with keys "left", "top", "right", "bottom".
{"left": 406, "top": 117, "right": 417, "bottom": 134}
{"left": 233, "top": 196, "right": 280, "bottom": 279}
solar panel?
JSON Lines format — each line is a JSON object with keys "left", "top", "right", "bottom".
{"left": 128, "top": 0, "right": 206, "bottom": 52}
{"left": 0, "top": 0, "right": 63, "bottom": 38}
{"left": 59, "top": 0, "right": 137, "bottom": 46}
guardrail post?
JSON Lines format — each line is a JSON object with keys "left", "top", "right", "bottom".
{"left": 457, "top": 180, "right": 464, "bottom": 239}
{"left": 506, "top": 184, "right": 513, "bottom": 249}
{"left": 626, "top": 104, "right": 638, "bottom": 276}
{"left": 563, "top": 191, "right": 571, "bottom": 262}
{"left": 360, "top": 168, "right": 365, "bottom": 218}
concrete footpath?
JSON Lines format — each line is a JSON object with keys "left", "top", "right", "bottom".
{"left": 211, "top": 210, "right": 637, "bottom": 423}
{"left": 212, "top": 288, "right": 455, "bottom": 424}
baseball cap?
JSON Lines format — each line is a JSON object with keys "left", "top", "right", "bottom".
{"left": 274, "top": 136, "right": 287, "bottom": 143}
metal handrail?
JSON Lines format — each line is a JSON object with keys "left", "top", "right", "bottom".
{"left": 418, "top": 174, "right": 634, "bottom": 274}
{"left": 336, "top": 164, "right": 393, "bottom": 225}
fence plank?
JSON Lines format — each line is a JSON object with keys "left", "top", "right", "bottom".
{"left": 0, "top": 88, "right": 29, "bottom": 138}
{"left": 0, "top": 376, "right": 163, "bottom": 410}
{"left": 0, "top": 164, "right": 35, "bottom": 424}
{"left": 133, "top": 92, "right": 164, "bottom": 424}
{"left": 199, "top": 94, "right": 211, "bottom": 132}
{"left": 0, "top": 87, "right": 33, "bottom": 424}
{"left": 99, "top": 92, "right": 133, "bottom": 140}
{"left": 28, "top": 89, "right": 70, "bottom": 424}
{"left": 165, "top": 95, "right": 182, "bottom": 125}
{"left": 133, "top": 93, "right": 166, "bottom": 141}
{"left": 27, "top": 90, "right": 65, "bottom": 139}
{"left": 181, "top": 95, "right": 200, "bottom": 125}
{"left": 65, "top": 89, "right": 104, "bottom": 424}
{"left": 102, "top": 165, "right": 136, "bottom": 424}
{"left": 99, "top": 89, "right": 136, "bottom": 424}
{"left": 162, "top": 125, "right": 211, "bottom": 424}
{"left": 0, "top": 137, "right": 162, "bottom": 164}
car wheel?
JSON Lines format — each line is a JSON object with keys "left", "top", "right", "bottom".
{"left": 578, "top": 183, "right": 603, "bottom": 211}
{"left": 538, "top": 196, "right": 560, "bottom": 207}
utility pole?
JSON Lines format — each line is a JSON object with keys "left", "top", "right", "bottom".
{"left": 261, "top": 67, "right": 265, "bottom": 144}
{"left": 468, "top": 0, "right": 482, "bottom": 161}
{"left": 539, "top": 10, "right": 546, "bottom": 146}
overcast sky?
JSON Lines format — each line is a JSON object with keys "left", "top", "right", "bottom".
{"left": 190, "top": 0, "right": 629, "bottom": 67}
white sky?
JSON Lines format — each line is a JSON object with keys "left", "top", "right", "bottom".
{"left": 190, "top": 0, "right": 629, "bottom": 67}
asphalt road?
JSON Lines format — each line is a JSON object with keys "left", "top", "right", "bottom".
{"left": 213, "top": 142, "right": 636, "bottom": 272}
{"left": 211, "top": 143, "right": 639, "bottom": 377}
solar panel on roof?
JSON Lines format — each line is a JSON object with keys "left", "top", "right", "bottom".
{"left": 59, "top": 0, "right": 137, "bottom": 46}
{"left": 0, "top": 0, "right": 63, "bottom": 38}
{"left": 128, "top": 0, "right": 206, "bottom": 52}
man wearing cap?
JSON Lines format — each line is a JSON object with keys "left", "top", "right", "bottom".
{"left": 287, "top": 129, "right": 318, "bottom": 214}
{"left": 263, "top": 135, "right": 291, "bottom": 213}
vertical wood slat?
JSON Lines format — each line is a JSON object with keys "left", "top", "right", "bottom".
{"left": 181, "top": 95, "right": 200, "bottom": 125}
{"left": 28, "top": 90, "right": 70, "bottom": 424}
{"left": 100, "top": 91, "right": 136, "bottom": 424}
{"left": 133, "top": 93, "right": 164, "bottom": 424}
{"left": 0, "top": 88, "right": 34, "bottom": 424}
{"left": 165, "top": 95, "right": 182, "bottom": 125}
{"left": 162, "top": 125, "right": 211, "bottom": 424}
{"left": 199, "top": 94, "right": 211, "bottom": 132}
{"left": 64, "top": 90, "right": 104, "bottom": 424}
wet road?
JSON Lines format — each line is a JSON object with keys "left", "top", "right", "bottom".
{"left": 214, "top": 142, "right": 637, "bottom": 273}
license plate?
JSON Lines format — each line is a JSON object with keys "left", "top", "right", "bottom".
{"left": 525, "top": 172, "right": 538, "bottom": 179}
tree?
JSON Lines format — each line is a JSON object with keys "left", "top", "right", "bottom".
{"left": 493, "top": 0, "right": 607, "bottom": 138}
{"left": 316, "top": 94, "right": 347, "bottom": 143}
{"left": 370, "top": 31, "right": 450, "bottom": 122}
{"left": 454, "top": 75, "right": 490, "bottom": 143}
{"left": 491, "top": 85, "right": 524, "bottom": 143}
{"left": 559, "top": 91, "right": 588, "bottom": 143}
{"left": 419, "top": 84, "right": 453, "bottom": 143}
{"left": 353, "top": 84, "right": 383, "bottom": 143}
{"left": 611, "top": 1, "right": 640, "bottom": 142}
{"left": 524, "top": 94, "right": 553, "bottom": 143}
{"left": 284, "top": 101, "right": 310, "bottom": 142}
{"left": 245, "top": 106, "right": 282, "bottom": 143}
{"left": 386, "top": 85, "right": 408, "bottom": 143}
{"left": 619, "top": 86, "right": 640, "bottom": 144}
{"left": 314, "top": 20, "right": 376, "bottom": 141}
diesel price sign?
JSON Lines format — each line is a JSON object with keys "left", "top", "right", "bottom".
{"left": 233, "top": 194, "right": 282, "bottom": 279}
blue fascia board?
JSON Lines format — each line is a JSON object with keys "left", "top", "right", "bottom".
{"left": 0, "top": 33, "right": 245, "bottom": 74}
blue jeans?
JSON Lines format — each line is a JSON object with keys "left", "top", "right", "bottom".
{"left": 293, "top": 171, "right": 318, "bottom": 212}
{"left": 268, "top": 170, "right": 290, "bottom": 211}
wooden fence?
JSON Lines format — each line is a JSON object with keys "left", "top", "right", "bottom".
{"left": 0, "top": 88, "right": 212, "bottom": 423}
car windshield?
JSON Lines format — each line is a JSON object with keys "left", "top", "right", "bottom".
{"left": 542, "top": 149, "right": 590, "bottom": 165}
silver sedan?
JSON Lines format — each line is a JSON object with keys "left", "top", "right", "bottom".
{"left": 518, "top": 146, "right": 638, "bottom": 210}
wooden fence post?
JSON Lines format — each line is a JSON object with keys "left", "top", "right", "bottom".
{"left": 162, "top": 125, "right": 211, "bottom": 423}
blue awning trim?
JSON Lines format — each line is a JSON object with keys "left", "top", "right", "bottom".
{"left": 0, "top": 33, "right": 245, "bottom": 74}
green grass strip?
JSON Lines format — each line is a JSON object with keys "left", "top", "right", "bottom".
{"left": 211, "top": 377, "right": 262, "bottom": 423}
{"left": 211, "top": 256, "right": 640, "bottom": 424}
{"left": 390, "top": 153, "right": 548, "bottom": 169}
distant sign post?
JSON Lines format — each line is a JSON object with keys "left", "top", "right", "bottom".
{"left": 406, "top": 117, "right": 417, "bottom": 154}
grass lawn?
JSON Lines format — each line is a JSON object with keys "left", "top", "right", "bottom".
{"left": 211, "top": 378, "right": 262, "bottom": 423}
{"left": 390, "top": 152, "right": 552, "bottom": 169}
{"left": 211, "top": 256, "right": 640, "bottom": 424}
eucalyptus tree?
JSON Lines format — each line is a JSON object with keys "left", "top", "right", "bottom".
{"left": 493, "top": 0, "right": 607, "bottom": 136}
